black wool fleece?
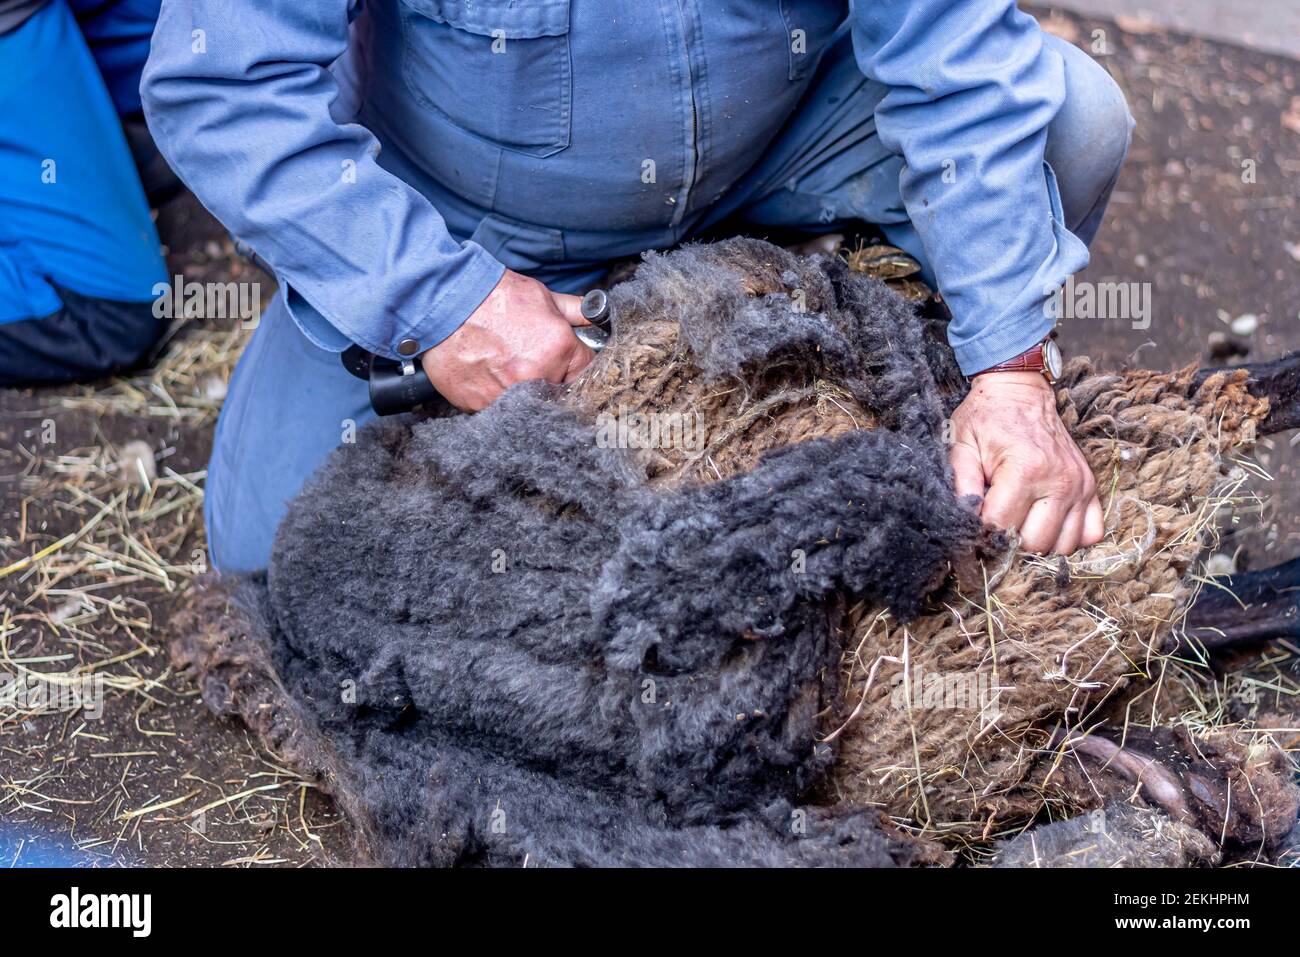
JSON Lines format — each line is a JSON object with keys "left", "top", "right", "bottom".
{"left": 233, "top": 240, "right": 991, "bottom": 866}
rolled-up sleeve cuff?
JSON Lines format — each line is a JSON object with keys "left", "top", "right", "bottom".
{"left": 283, "top": 242, "right": 506, "bottom": 360}
{"left": 950, "top": 302, "right": 1057, "bottom": 377}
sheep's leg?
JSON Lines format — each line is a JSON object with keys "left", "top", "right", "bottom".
{"left": 1193, "top": 350, "right": 1300, "bottom": 434}
{"left": 1180, "top": 555, "right": 1300, "bottom": 651}
{"left": 1057, "top": 727, "right": 1300, "bottom": 851}
{"left": 1059, "top": 732, "right": 1194, "bottom": 823}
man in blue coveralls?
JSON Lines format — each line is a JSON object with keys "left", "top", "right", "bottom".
{"left": 0, "top": 0, "right": 171, "bottom": 385}
{"left": 140, "top": 0, "right": 1135, "bottom": 572}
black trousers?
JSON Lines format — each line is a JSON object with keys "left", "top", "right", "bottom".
{"left": 0, "top": 285, "right": 168, "bottom": 387}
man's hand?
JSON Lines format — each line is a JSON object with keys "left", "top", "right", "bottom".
{"left": 948, "top": 371, "right": 1104, "bottom": 555}
{"left": 420, "top": 269, "right": 594, "bottom": 411}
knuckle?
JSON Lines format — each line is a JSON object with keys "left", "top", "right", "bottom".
{"left": 505, "top": 359, "right": 541, "bottom": 383}
{"left": 1022, "top": 536, "right": 1049, "bottom": 555}
{"left": 1005, "top": 461, "right": 1039, "bottom": 486}
{"left": 1047, "top": 474, "right": 1078, "bottom": 499}
{"left": 537, "top": 327, "right": 571, "bottom": 357}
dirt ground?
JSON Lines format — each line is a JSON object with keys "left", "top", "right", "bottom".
{"left": 1, "top": 9, "right": 1297, "bottom": 866}
{"left": 0, "top": 200, "right": 347, "bottom": 867}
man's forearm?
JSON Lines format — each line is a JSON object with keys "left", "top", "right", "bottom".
{"left": 140, "top": 0, "right": 503, "bottom": 360}
{"left": 850, "top": 0, "right": 1090, "bottom": 374}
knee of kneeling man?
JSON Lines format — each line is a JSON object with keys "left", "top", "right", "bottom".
{"left": 1055, "top": 43, "right": 1135, "bottom": 176}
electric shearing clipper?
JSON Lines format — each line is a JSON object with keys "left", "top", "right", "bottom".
{"left": 341, "top": 287, "right": 612, "bottom": 416}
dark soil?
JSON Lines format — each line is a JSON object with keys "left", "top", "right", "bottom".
{"left": 0, "top": 196, "right": 347, "bottom": 867}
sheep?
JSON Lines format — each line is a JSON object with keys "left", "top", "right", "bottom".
{"left": 176, "top": 237, "right": 1299, "bottom": 866}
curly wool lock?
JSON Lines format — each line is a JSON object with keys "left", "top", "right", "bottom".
{"left": 832, "top": 359, "right": 1272, "bottom": 834}
{"left": 178, "top": 238, "right": 1293, "bottom": 865}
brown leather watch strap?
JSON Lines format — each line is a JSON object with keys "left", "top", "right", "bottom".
{"left": 973, "top": 343, "right": 1044, "bottom": 376}
{"left": 972, "top": 338, "right": 1061, "bottom": 382}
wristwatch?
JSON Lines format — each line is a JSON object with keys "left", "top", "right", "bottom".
{"left": 972, "top": 336, "right": 1063, "bottom": 383}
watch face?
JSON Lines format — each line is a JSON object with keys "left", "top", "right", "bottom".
{"left": 1043, "top": 339, "right": 1064, "bottom": 379}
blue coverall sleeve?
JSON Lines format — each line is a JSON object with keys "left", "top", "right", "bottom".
{"left": 850, "top": 1, "right": 1091, "bottom": 374}
{"left": 140, "top": 0, "right": 505, "bottom": 359}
